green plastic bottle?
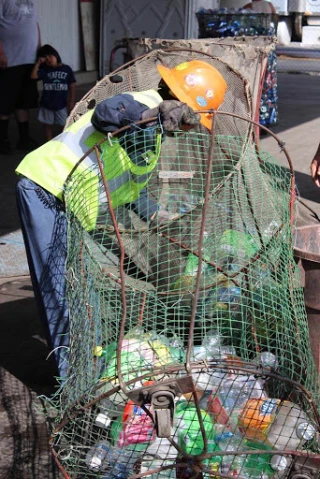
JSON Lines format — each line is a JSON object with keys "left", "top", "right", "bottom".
{"left": 174, "top": 231, "right": 211, "bottom": 290}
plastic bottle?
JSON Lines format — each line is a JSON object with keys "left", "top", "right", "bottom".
{"left": 101, "top": 327, "right": 174, "bottom": 384}
{"left": 190, "top": 344, "right": 228, "bottom": 393}
{"left": 140, "top": 437, "right": 178, "bottom": 479}
{"left": 256, "top": 351, "right": 279, "bottom": 371}
{"left": 85, "top": 440, "right": 139, "bottom": 476}
{"left": 215, "top": 432, "right": 247, "bottom": 477}
{"left": 239, "top": 398, "right": 316, "bottom": 450}
{"left": 190, "top": 331, "right": 239, "bottom": 393}
{"left": 175, "top": 401, "right": 216, "bottom": 456}
{"left": 86, "top": 440, "right": 110, "bottom": 471}
{"left": 267, "top": 402, "right": 316, "bottom": 450}
{"left": 208, "top": 376, "right": 267, "bottom": 432}
{"left": 95, "top": 396, "right": 124, "bottom": 429}
{"left": 201, "top": 329, "right": 237, "bottom": 359}
{"left": 218, "top": 375, "right": 267, "bottom": 413}
{"left": 219, "top": 229, "right": 258, "bottom": 261}
{"left": 243, "top": 439, "right": 291, "bottom": 479}
{"left": 174, "top": 231, "right": 212, "bottom": 289}
{"left": 157, "top": 332, "right": 186, "bottom": 363}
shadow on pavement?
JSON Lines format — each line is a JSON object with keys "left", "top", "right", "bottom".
{"left": 0, "top": 279, "right": 60, "bottom": 478}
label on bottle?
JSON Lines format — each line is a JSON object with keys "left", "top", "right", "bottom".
{"left": 207, "top": 394, "right": 231, "bottom": 426}
{"left": 238, "top": 398, "right": 281, "bottom": 442}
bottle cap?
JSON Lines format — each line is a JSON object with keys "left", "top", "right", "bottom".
{"left": 95, "top": 413, "right": 111, "bottom": 429}
{"left": 296, "top": 422, "right": 316, "bottom": 440}
{"left": 89, "top": 456, "right": 102, "bottom": 470}
{"left": 93, "top": 346, "right": 104, "bottom": 357}
{"left": 271, "top": 455, "right": 289, "bottom": 471}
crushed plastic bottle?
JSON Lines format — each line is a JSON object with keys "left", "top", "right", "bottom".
{"left": 239, "top": 399, "right": 316, "bottom": 450}
{"left": 207, "top": 375, "right": 267, "bottom": 432}
{"left": 140, "top": 437, "right": 178, "bottom": 479}
{"left": 215, "top": 432, "right": 247, "bottom": 476}
{"left": 190, "top": 343, "right": 230, "bottom": 392}
{"left": 219, "top": 229, "right": 259, "bottom": 261}
{"left": 101, "top": 327, "right": 175, "bottom": 383}
{"left": 218, "top": 376, "right": 267, "bottom": 413}
{"left": 85, "top": 440, "right": 140, "bottom": 477}
{"left": 95, "top": 396, "right": 124, "bottom": 429}
{"left": 255, "top": 351, "right": 279, "bottom": 372}
{"left": 175, "top": 401, "right": 216, "bottom": 456}
{"left": 174, "top": 231, "right": 212, "bottom": 290}
{"left": 157, "top": 332, "right": 186, "bottom": 363}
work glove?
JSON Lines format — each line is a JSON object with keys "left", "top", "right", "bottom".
{"left": 142, "top": 100, "right": 200, "bottom": 131}
{"left": 159, "top": 100, "right": 201, "bottom": 131}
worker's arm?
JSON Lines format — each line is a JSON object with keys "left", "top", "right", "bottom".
{"left": 311, "top": 143, "right": 320, "bottom": 187}
{"left": 91, "top": 95, "right": 200, "bottom": 133}
{"left": 0, "top": 40, "right": 7, "bottom": 69}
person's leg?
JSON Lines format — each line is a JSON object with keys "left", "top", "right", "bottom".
{"left": 53, "top": 107, "right": 68, "bottom": 137}
{"left": 15, "top": 64, "right": 39, "bottom": 151}
{"left": 16, "top": 177, "right": 69, "bottom": 378}
{"left": 0, "top": 115, "right": 11, "bottom": 153}
{"left": 38, "top": 107, "right": 54, "bottom": 142}
{"left": 44, "top": 123, "right": 53, "bottom": 141}
{"left": 0, "top": 66, "right": 21, "bottom": 153}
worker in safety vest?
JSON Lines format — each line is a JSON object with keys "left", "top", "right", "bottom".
{"left": 15, "top": 60, "right": 227, "bottom": 377}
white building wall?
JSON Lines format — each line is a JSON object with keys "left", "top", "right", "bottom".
{"left": 33, "top": 0, "right": 83, "bottom": 72}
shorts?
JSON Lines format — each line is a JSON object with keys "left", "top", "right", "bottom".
{"left": 38, "top": 106, "right": 68, "bottom": 126}
{"left": 0, "top": 64, "right": 38, "bottom": 115}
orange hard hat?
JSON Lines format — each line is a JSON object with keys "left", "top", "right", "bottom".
{"left": 157, "top": 60, "right": 227, "bottom": 130}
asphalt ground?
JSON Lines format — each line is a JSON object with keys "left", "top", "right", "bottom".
{"left": 0, "top": 70, "right": 320, "bottom": 478}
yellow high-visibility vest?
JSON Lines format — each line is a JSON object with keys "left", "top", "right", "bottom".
{"left": 16, "top": 90, "right": 163, "bottom": 230}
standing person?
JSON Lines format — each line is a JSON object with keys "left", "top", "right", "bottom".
{"left": 15, "top": 60, "right": 227, "bottom": 377}
{"left": 0, "top": 0, "right": 41, "bottom": 153}
{"left": 31, "top": 44, "right": 76, "bottom": 142}
{"left": 310, "top": 143, "right": 320, "bottom": 187}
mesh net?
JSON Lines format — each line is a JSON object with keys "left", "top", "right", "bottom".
{"left": 45, "top": 51, "right": 320, "bottom": 479}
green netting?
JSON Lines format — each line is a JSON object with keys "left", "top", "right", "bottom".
{"left": 45, "top": 120, "right": 320, "bottom": 479}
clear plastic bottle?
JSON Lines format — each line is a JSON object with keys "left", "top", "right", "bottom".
{"left": 95, "top": 396, "right": 124, "bottom": 429}
{"left": 85, "top": 440, "right": 110, "bottom": 471}
{"left": 140, "top": 437, "right": 178, "bottom": 479}
{"left": 157, "top": 332, "right": 186, "bottom": 363}
{"left": 201, "top": 330, "right": 237, "bottom": 361}
{"left": 218, "top": 375, "right": 267, "bottom": 414}
{"left": 215, "top": 432, "right": 247, "bottom": 477}
{"left": 239, "top": 399, "right": 316, "bottom": 450}
{"left": 266, "top": 401, "right": 316, "bottom": 450}
{"left": 190, "top": 345, "right": 227, "bottom": 392}
{"left": 85, "top": 440, "right": 140, "bottom": 477}
{"left": 255, "top": 351, "right": 279, "bottom": 371}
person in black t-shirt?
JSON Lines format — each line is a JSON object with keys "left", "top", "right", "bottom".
{"left": 31, "top": 44, "right": 76, "bottom": 141}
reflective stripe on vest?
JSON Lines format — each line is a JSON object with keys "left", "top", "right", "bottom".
{"left": 16, "top": 89, "right": 163, "bottom": 230}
